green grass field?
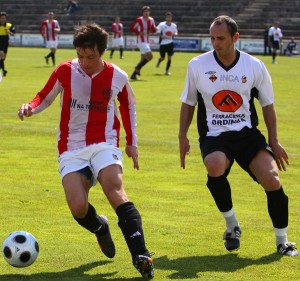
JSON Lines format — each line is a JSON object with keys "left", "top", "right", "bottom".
{"left": 0, "top": 47, "right": 299, "bottom": 280}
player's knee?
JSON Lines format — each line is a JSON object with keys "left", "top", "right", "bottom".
{"left": 68, "top": 199, "right": 88, "bottom": 218}
{"left": 204, "top": 157, "right": 227, "bottom": 177}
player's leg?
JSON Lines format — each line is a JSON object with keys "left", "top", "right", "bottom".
{"left": 132, "top": 43, "right": 153, "bottom": 78}
{"left": 156, "top": 46, "right": 165, "bottom": 67}
{"left": 249, "top": 150, "right": 298, "bottom": 256}
{"left": 204, "top": 150, "right": 241, "bottom": 251}
{"left": 98, "top": 164, "right": 154, "bottom": 278}
{"left": 165, "top": 43, "right": 174, "bottom": 75}
{"left": 119, "top": 44, "right": 124, "bottom": 59}
{"left": 0, "top": 50, "right": 5, "bottom": 75}
{"left": 62, "top": 169, "right": 115, "bottom": 258}
{"left": 50, "top": 48, "right": 56, "bottom": 66}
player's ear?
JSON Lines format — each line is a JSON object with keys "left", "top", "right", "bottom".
{"left": 233, "top": 32, "right": 239, "bottom": 43}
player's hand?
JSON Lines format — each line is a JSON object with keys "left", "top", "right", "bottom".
{"left": 18, "top": 104, "right": 33, "bottom": 121}
{"left": 125, "top": 145, "right": 139, "bottom": 170}
{"left": 179, "top": 135, "right": 190, "bottom": 169}
{"left": 270, "top": 141, "right": 289, "bottom": 171}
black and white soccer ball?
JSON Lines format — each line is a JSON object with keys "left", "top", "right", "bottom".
{"left": 2, "top": 231, "right": 39, "bottom": 268}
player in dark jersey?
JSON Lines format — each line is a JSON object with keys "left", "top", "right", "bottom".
{"left": 0, "top": 12, "right": 16, "bottom": 77}
{"left": 179, "top": 15, "right": 298, "bottom": 257}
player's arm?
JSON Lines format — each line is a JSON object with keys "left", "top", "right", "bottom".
{"left": 262, "top": 103, "right": 288, "bottom": 171}
{"left": 18, "top": 70, "right": 62, "bottom": 121}
{"left": 179, "top": 102, "right": 195, "bottom": 169}
{"left": 130, "top": 20, "right": 140, "bottom": 35}
{"left": 118, "top": 83, "right": 139, "bottom": 170}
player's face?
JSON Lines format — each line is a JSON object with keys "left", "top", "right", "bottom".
{"left": 210, "top": 22, "right": 239, "bottom": 59}
{"left": 143, "top": 9, "right": 150, "bottom": 18}
{"left": 0, "top": 15, "right": 6, "bottom": 24}
{"left": 76, "top": 47, "right": 103, "bottom": 75}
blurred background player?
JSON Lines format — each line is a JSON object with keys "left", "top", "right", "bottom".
{"left": 110, "top": 16, "right": 124, "bottom": 59}
{"left": 268, "top": 21, "right": 283, "bottom": 64}
{"left": 40, "top": 11, "right": 60, "bottom": 66}
{"left": 130, "top": 6, "right": 157, "bottom": 80}
{"left": 156, "top": 11, "right": 178, "bottom": 75}
{"left": 284, "top": 37, "right": 297, "bottom": 56}
{"left": 0, "top": 11, "right": 16, "bottom": 77}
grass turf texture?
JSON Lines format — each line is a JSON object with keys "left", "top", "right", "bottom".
{"left": 0, "top": 47, "right": 299, "bottom": 280}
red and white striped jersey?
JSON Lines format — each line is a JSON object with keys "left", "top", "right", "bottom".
{"left": 40, "top": 19, "right": 60, "bottom": 41}
{"left": 112, "top": 22, "right": 123, "bottom": 38}
{"left": 29, "top": 60, "right": 137, "bottom": 155}
{"left": 130, "top": 16, "right": 156, "bottom": 43}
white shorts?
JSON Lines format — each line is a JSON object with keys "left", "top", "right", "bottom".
{"left": 137, "top": 42, "right": 151, "bottom": 54}
{"left": 112, "top": 37, "right": 124, "bottom": 48}
{"left": 58, "top": 143, "right": 123, "bottom": 186}
{"left": 46, "top": 40, "right": 58, "bottom": 49}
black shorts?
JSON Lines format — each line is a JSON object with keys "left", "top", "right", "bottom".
{"left": 200, "top": 127, "right": 273, "bottom": 181}
{"left": 272, "top": 41, "right": 280, "bottom": 49}
{"left": 159, "top": 42, "right": 174, "bottom": 58}
{"left": 0, "top": 37, "right": 9, "bottom": 53}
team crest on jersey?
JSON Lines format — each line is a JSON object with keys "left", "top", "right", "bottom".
{"left": 242, "top": 75, "right": 247, "bottom": 83}
{"left": 212, "top": 90, "right": 243, "bottom": 112}
{"left": 205, "top": 71, "right": 217, "bottom": 82}
{"left": 102, "top": 89, "right": 112, "bottom": 101}
{"left": 113, "top": 153, "right": 119, "bottom": 160}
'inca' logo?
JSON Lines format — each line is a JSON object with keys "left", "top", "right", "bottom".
{"left": 212, "top": 90, "right": 243, "bottom": 112}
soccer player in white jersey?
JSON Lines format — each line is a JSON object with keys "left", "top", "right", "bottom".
{"left": 156, "top": 12, "right": 178, "bottom": 75}
{"left": 179, "top": 15, "right": 298, "bottom": 257}
{"left": 268, "top": 21, "right": 283, "bottom": 64}
{"left": 40, "top": 12, "right": 60, "bottom": 66}
{"left": 130, "top": 6, "right": 157, "bottom": 80}
{"left": 18, "top": 23, "right": 154, "bottom": 279}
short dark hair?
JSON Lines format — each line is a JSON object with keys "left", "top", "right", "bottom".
{"left": 210, "top": 15, "right": 238, "bottom": 37}
{"left": 165, "top": 11, "right": 172, "bottom": 16}
{"left": 73, "top": 23, "right": 108, "bottom": 55}
{"left": 142, "top": 6, "right": 150, "bottom": 11}
{"left": 0, "top": 12, "right": 7, "bottom": 17}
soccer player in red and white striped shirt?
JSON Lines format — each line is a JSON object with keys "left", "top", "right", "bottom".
{"left": 130, "top": 6, "right": 157, "bottom": 80}
{"left": 109, "top": 16, "right": 124, "bottom": 59}
{"left": 18, "top": 23, "right": 154, "bottom": 279}
{"left": 40, "top": 12, "right": 60, "bottom": 66}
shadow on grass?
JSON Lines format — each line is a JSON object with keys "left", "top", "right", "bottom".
{"left": 0, "top": 260, "right": 142, "bottom": 281}
{"left": 154, "top": 253, "right": 282, "bottom": 279}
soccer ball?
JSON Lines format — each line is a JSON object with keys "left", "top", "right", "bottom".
{"left": 2, "top": 231, "right": 39, "bottom": 268}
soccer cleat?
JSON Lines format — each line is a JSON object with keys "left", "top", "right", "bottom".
{"left": 223, "top": 226, "right": 242, "bottom": 252}
{"left": 96, "top": 215, "right": 116, "bottom": 258}
{"left": 3, "top": 70, "right": 7, "bottom": 77}
{"left": 165, "top": 71, "right": 171, "bottom": 76}
{"left": 277, "top": 242, "right": 299, "bottom": 256}
{"left": 44, "top": 56, "right": 49, "bottom": 64}
{"left": 135, "top": 68, "right": 141, "bottom": 76}
{"left": 134, "top": 255, "right": 154, "bottom": 279}
{"left": 130, "top": 73, "right": 139, "bottom": 81}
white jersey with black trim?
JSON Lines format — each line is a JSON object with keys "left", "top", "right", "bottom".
{"left": 181, "top": 50, "right": 274, "bottom": 137}
{"left": 156, "top": 21, "right": 178, "bottom": 45}
{"left": 268, "top": 26, "right": 283, "bottom": 42}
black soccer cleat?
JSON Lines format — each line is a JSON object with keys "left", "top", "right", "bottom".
{"left": 96, "top": 215, "right": 116, "bottom": 258}
{"left": 3, "top": 70, "right": 7, "bottom": 77}
{"left": 134, "top": 255, "right": 154, "bottom": 279}
{"left": 223, "top": 226, "right": 242, "bottom": 252}
{"left": 277, "top": 242, "right": 299, "bottom": 256}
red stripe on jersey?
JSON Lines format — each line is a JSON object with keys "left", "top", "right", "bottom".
{"left": 57, "top": 63, "right": 72, "bottom": 154}
{"left": 118, "top": 85, "right": 132, "bottom": 145}
{"left": 85, "top": 64, "right": 116, "bottom": 146}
